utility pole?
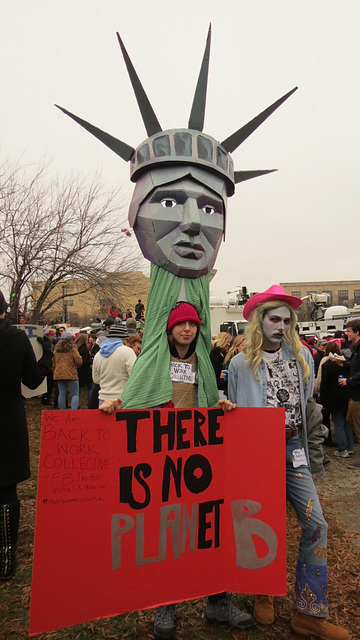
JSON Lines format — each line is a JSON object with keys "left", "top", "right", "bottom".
{"left": 61, "top": 283, "right": 68, "bottom": 324}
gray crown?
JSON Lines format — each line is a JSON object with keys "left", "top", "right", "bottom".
{"left": 56, "top": 26, "right": 297, "bottom": 196}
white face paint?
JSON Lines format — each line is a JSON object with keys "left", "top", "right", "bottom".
{"left": 261, "top": 305, "right": 291, "bottom": 349}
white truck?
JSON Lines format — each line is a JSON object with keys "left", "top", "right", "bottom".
{"left": 210, "top": 303, "right": 248, "bottom": 337}
{"left": 210, "top": 289, "right": 360, "bottom": 339}
{"left": 209, "top": 287, "right": 251, "bottom": 337}
{"left": 298, "top": 308, "right": 360, "bottom": 339}
{"left": 298, "top": 293, "right": 360, "bottom": 338}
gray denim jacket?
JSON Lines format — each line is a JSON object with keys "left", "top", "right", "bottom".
{"left": 228, "top": 340, "right": 314, "bottom": 461}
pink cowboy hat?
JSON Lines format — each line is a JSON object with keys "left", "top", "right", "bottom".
{"left": 243, "top": 285, "right": 302, "bottom": 321}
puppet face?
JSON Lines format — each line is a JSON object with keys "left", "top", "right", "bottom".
{"left": 262, "top": 305, "right": 291, "bottom": 348}
{"left": 133, "top": 177, "right": 224, "bottom": 278}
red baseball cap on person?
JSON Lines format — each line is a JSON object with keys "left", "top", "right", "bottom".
{"left": 167, "top": 302, "right": 201, "bottom": 332}
{"left": 243, "top": 285, "right": 302, "bottom": 321}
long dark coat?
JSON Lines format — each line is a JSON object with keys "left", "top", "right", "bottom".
{"left": 320, "top": 359, "right": 350, "bottom": 414}
{"left": 210, "top": 345, "right": 226, "bottom": 390}
{"left": 77, "top": 343, "right": 92, "bottom": 387}
{"left": 0, "top": 319, "right": 52, "bottom": 486}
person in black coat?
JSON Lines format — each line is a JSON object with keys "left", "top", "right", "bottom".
{"left": 314, "top": 339, "right": 327, "bottom": 377}
{"left": 88, "top": 331, "right": 100, "bottom": 361}
{"left": 74, "top": 333, "right": 93, "bottom": 407}
{"left": 0, "top": 291, "right": 52, "bottom": 580}
{"left": 320, "top": 345, "right": 353, "bottom": 457}
{"left": 210, "top": 332, "right": 233, "bottom": 392}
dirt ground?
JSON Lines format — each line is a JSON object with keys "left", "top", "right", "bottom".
{"left": 1, "top": 396, "right": 360, "bottom": 640}
{"left": 317, "top": 443, "right": 360, "bottom": 549}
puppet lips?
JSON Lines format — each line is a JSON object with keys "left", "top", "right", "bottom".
{"left": 173, "top": 242, "right": 204, "bottom": 259}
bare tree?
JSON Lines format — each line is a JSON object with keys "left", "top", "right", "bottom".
{"left": 0, "top": 157, "right": 146, "bottom": 323}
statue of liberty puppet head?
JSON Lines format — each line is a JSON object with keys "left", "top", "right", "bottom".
{"left": 56, "top": 26, "right": 297, "bottom": 279}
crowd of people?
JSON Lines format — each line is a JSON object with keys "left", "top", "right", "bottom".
{"left": 304, "top": 325, "right": 360, "bottom": 465}
{"left": 0, "top": 295, "right": 144, "bottom": 586}
{"left": 37, "top": 314, "right": 144, "bottom": 410}
{"left": 2, "top": 286, "right": 359, "bottom": 640}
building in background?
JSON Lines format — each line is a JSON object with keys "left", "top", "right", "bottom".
{"left": 281, "top": 281, "right": 360, "bottom": 309}
{"left": 31, "top": 271, "right": 150, "bottom": 325}
{"left": 280, "top": 281, "right": 360, "bottom": 323}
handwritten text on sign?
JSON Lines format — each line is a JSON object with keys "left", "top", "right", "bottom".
{"left": 29, "top": 407, "right": 286, "bottom": 636}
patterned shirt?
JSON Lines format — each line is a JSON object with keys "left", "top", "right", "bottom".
{"left": 261, "top": 348, "right": 302, "bottom": 429}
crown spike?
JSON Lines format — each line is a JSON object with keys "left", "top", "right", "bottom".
{"left": 234, "top": 169, "right": 277, "bottom": 184}
{"left": 55, "top": 105, "right": 135, "bottom": 161}
{"left": 188, "top": 24, "right": 211, "bottom": 132}
{"left": 116, "top": 33, "right": 162, "bottom": 137}
{"left": 221, "top": 87, "right": 298, "bottom": 153}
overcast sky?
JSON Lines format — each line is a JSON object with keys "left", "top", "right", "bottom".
{"left": 1, "top": 1, "right": 359, "bottom": 302}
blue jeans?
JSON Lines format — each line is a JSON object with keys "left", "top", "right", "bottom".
{"left": 286, "top": 436, "right": 329, "bottom": 618}
{"left": 57, "top": 380, "right": 79, "bottom": 410}
{"left": 332, "top": 409, "right": 353, "bottom": 452}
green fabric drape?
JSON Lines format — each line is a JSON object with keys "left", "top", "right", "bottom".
{"left": 121, "top": 264, "right": 219, "bottom": 409}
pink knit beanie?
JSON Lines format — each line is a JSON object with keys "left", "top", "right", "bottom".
{"left": 167, "top": 302, "right": 201, "bottom": 332}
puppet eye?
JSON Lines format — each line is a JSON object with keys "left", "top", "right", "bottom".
{"left": 202, "top": 204, "right": 216, "bottom": 215}
{"left": 160, "top": 198, "right": 177, "bottom": 208}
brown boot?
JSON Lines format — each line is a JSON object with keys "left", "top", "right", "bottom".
{"left": 291, "top": 611, "right": 349, "bottom": 640}
{"left": 254, "top": 595, "right": 274, "bottom": 625}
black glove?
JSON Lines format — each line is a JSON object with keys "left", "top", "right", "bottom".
{"left": 37, "top": 335, "right": 53, "bottom": 355}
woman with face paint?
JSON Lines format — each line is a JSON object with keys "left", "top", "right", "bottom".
{"left": 228, "top": 285, "right": 349, "bottom": 640}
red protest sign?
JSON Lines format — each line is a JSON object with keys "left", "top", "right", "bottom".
{"left": 29, "top": 407, "right": 286, "bottom": 636}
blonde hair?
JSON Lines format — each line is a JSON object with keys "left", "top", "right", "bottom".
{"left": 244, "top": 301, "right": 310, "bottom": 383}
{"left": 212, "top": 331, "right": 233, "bottom": 350}
{"left": 224, "top": 334, "right": 246, "bottom": 364}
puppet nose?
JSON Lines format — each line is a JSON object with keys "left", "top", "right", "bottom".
{"left": 180, "top": 198, "right": 201, "bottom": 235}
